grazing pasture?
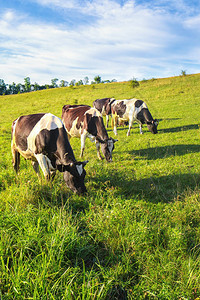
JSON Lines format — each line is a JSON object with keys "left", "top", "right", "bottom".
{"left": 0, "top": 74, "right": 200, "bottom": 299}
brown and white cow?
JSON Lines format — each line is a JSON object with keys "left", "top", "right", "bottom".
{"left": 62, "top": 105, "right": 117, "bottom": 161}
{"left": 93, "top": 97, "right": 116, "bottom": 128}
{"left": 11, "top": 113, "right": 88, "bottom": 194}
{"left": 111, "top": 98, "right": 159, "bottom": 136}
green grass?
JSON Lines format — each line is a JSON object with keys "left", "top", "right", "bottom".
{"left": 0, "top": 74, "right": 200, "bottom": 299}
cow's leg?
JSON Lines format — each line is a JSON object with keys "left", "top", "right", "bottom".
{"left": 32, "top": 158, "right": 56, "bottom": 181}
{"left": 139, "top": 124, "right": 143, "bottom": 134}
{"left": 112, "top": 115, "right": 118, "bottom": 135}
{"left": 80, "top": 133, "right": 87, "bottom": 157}
{"left": 95, "top": 140, "right": 103, "bottom": 160}
{"left": 106, "top": 115, "right": 109, "bottom": 128}
{"left": 34, "top": 154, "right": 51, "bottom": 180}
{"left": 127, "top": 119, "right": 133, "bottom": 136}
{"left": 12, "top": 146, "right": 20, "bottom": 173}
{"left": 31, "top": 161, "right": 40, "bottom": 178}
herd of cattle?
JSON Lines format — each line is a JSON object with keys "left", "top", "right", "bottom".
{"left": 11, "top": 97, "right": 159, "bottom": 195}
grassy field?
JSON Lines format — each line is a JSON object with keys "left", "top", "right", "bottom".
{"left": 0, "top": 74, "right": 200, "bottom": 299}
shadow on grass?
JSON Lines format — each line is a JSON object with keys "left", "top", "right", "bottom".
{"left": 159, "top": 123, "right": 199, "bottom": 133}
{"left": 107, "top": 122, "right": 198, "bottom": 135}
{"left": 129, "top": 144, "right": 200, "bottom": 160}
{"left": 92, "top": 170, "right": 200, "bottom": 204}
{"left": 158, "top": 118, "right": 181, "bottom": 121}
{"left": 30, "top": 155, "right": 200, "bottom": 206}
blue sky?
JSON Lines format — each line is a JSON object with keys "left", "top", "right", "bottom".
{"left": 0, "top": 0, "right": 200, "bottom": 84}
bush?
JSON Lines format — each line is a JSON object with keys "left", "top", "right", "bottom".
{"left": 181, "top": 70, "right": 187, "bottom": 76}
{"left": 129, "top": 78, "right": 139, "bottom": 88}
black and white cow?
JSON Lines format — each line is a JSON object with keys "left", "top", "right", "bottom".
{"left": 93, "top": 97, "right": 116, "bottom": 128}
{"left": 11, "top": 113, "right": 88, "bottom": 194}
{"left": 111, "top": 98, "right": 159, "bottom": 136}
{"left": 62, "top": 105, "right": 117, "bottom": 161}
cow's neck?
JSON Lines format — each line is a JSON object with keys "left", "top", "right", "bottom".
{"left": 96, "top": 121, "right": 108, "bottom": 142}
{"left": 142, "top": 108, "right": 153, "bottom": 123}
{"left": 56, "top": 129, "right": 76, "bottom": 164}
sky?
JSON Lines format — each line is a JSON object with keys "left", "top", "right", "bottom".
{"left": 0, "top": 0, "right": 200, "bottom": 85}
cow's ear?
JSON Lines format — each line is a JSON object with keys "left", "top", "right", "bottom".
{"left": 82, "top": 160, "right": 89, "bottom": 167}
{"left": 66, "top": 160, "right": 89, "bottom": 168}
{"left": 71, "top": 160, "right": 89, "bottom": 168}
{"left": 154, "top": 119, "right": 159, "bottom": 125}
{"left": 112, "top": 138, "right": 118, "bottom": 143}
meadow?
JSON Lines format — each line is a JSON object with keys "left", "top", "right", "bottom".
{"left": 0, "top": 74, "right": 200, "bottom": 299}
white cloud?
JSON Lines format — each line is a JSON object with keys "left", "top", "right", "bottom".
{"left": 31, "top": 0, "right": 78, "bottom": 9}
{"left": 0, "top": 0, "right": 200, "bottom": 84}
{"left": 184, "top": 14, "right": 200, "bottom": 29}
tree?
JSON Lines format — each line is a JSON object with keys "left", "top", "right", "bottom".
{"left": 16, "top": 83, "right": 22, "bottom": 94}
{"left": 102, "top": 80, "right": 110, "bottom": 83}
{"left": 83, "top": 76, "right": 89, "bottom": 85}
{"left": 33, "top": 82, "right": 40, "bottom": 91}
{"left": 76, "top": 80, "right": 83, "bottom": 86}
{"left": 24, "top": 77, "right": 31, "bottom": 92}
{"left": 0, "top": 79, "right": 7, "bottom": 95}
{"left": 51, "top": 78, "right": 59, "bottom": 88}
{"left": 69, "top": 79, "right": 76, "bottom": 87}
{"left": 8, "top": 82, "right": 18, "bottom": 94}
{"left": 60, "top": 80, "right": 68, "bottom": 87}
{"left": 94, "top": 75, "right": 101, "bottom": 84}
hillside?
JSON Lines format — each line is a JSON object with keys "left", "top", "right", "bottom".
{"left": 0, "top": 74, "right": 200, "bottom": 299}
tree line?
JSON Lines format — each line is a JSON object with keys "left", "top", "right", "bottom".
{"left": 0, "top": 75, "right": 117, "bottom": 95}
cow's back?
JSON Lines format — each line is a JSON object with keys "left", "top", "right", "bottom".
{"left": 62, "top": 105, "right": 102, "bottom": 137}
{"left": 12, "top": 113, "right": 45, "bottom": 152}
{"left": 12, "top": 113, "right": 70, "bottom": 160}
{"left": 112, "top": 98, "right": 147, "bottom": 120}
{"left": 62, "top": 105, "right": 90, "bottom": 134}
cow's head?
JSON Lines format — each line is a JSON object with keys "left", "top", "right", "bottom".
{"left": 97, "top": 137, "right": 118, "bottom": 162}
{"left": 146, "top": 119, "right": 159, "bottom": 134}
{"left": 59, "top": 160, "right": 88, "bottom": 194}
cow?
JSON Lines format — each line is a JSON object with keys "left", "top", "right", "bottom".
{"left": 111, "top": 98, "right": 159, "bottom": 136}
{"left": 93, "top": 98, "right": 116, "bottom": 128}
{"left": 11, "top": 113, "right": 88, "bottom": 194}
{"left": 62, "top": 104, "right": 118, "bottom": 162}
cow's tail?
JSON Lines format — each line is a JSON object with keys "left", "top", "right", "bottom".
{"left": 11, "top": 139, "right": 20, "bottom": 173}
{"left": 11, "top": 118, "right": 20, "bottom": 173}
{"left": 111, "top": 112, "right": 118, "bottom": 129}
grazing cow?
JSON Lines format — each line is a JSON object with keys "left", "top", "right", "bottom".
{"left": 111, "top": 98, "right": 159, "bottom": 136}
{"left": 93, "top": 97, "right": 116, "bottom": 128}
{"left": 11, "top": 113, "right": 88, "bottom": 194}
{"left": 62, "top": 105, "right": 117, "bottom": 161}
